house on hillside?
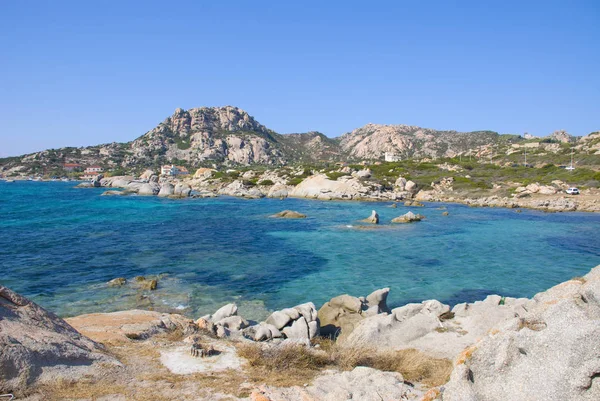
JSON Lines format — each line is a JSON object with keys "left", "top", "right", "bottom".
{"left": 84, "top": 166, "right": 103, "bottom": 173}
{"left": 63, "top": 163, "right": 81, "bottom": 172}
{"left": 161, "top": 165, "right": 190, "bottom": 176}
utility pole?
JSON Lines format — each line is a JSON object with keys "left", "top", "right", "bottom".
{"left": 524, "top": 150, "right": 527, "bottom": 166}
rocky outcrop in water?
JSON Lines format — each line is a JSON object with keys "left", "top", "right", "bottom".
{"left": 270, "top": 210, "right": 306, "bottom": 219}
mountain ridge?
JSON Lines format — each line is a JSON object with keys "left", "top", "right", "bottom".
{"left": 1, "top": 105, "right": 596, "bottom": 177}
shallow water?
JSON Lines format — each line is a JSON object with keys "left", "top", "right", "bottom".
{"left": 1, "top": 181, "right": 599, "bottom": 320}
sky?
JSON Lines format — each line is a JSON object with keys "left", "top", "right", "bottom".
{"left": 0, "top": 1, "right": 599, "bottom": 157}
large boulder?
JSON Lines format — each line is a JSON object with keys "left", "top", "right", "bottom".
{"left": 442, "top": 266, "right": 600, "bottom": 401}
{"left": 157, "top": 182, "right": 174, "bottom": 197}
{"left": 289, "top": 174, "right": 371, "bottom": 200}
{"left": 0, "top": 286, "right": 118, "bottom": 394}
{"left": 267, "top": 183, "right": 290, "bottom": 198}
{"left": 136, "top": 182, "right": 160, "bottom": 196}
{"left": 394, "top": 176, "right": 407, "bottom": 191}
{"left": 344, "top": 295, "right": 528, "bottom": 359}
{"left": 100, "top": 176, "right": 135, "bottom": 188}
{"left": 318, "top": 289, "right": 390, "bottom": 340}
{"left": 248, "top": 302, "right": 319, "bottom": 343}
{"left": 174, "top": 183, "right": 192, "bottom": 197}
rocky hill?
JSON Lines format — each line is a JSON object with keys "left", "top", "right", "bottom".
{"left": 0, "top": 105, "right": 596, "bottom": 177}
{"left": 339, "top": 123, "right": 501, "bottom": 159}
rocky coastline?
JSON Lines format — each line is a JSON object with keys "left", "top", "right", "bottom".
{"left": 85, "top": 165, "right": 600, "bottom": 213}
{"left": 2, "top": 264, "right": 599, "bottom": 400}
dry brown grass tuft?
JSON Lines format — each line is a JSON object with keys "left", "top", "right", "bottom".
{"left": 237, "top": 342, "right": 331, "bottom": 386}
{"left": 237, "top": 341, "right": 452, "bottom": 388}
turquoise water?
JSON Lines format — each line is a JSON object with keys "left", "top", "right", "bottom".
{"left": 1, "top": 181, "right": 599, "bottom": 320}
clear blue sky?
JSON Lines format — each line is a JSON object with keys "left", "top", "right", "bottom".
{"left": 1, "top": 1, "right": 598, "bottom": 157}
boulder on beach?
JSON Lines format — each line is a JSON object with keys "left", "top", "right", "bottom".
{"left": 270, "top": 210, "right": 306, "bottom": 219}
{"left": 0, "top": 286, "right": 118, "bottom": 394}
{"left": 391, "top": 211, "right": 424, "bottom": 223}
{"left": 360, "top": 210, "right": 379, "bottom": 224}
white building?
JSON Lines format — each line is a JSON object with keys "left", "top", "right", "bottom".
{"left": 84, "top": 166, "right": 103, "bottom": 173}
{"left": 384, "top": 152, "right": 400, "bottom": 162}
{"left": 161, "top": 165, "right": 189, "bottom": 176}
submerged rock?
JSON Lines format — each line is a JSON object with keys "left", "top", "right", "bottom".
{"left": 270, "top": 210, "right": 306, "bottom": 219}
{"left": 107, "top": 277, "right": 127, "bottom": 287}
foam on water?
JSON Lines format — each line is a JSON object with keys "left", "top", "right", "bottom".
{"left": 0, "top": 181, "right": 599, "bottom": 319}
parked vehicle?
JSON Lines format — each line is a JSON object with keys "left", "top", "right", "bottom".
{"left": 566, "top": 188, "right": 580, "bottom": 195}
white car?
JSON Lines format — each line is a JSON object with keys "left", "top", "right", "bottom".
{"left": 566, "top": 188, "right": 580, "bottom": 195}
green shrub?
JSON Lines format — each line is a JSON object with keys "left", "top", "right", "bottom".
{"left": 287, "top": 177, "right": 304, "bottom": 186}
{"left": 258, "top": 179, "right": 275, "bottom": 186}
{"left": 326, "top": 172, "right": 349, "bottom": 181}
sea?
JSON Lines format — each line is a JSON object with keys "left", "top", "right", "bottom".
{"left": 1, "top": 181, "right": 599, "bottom": 321}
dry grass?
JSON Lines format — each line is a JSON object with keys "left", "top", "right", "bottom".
{"left": 331, "top": 345, "right": 452, "bottom": 387}
{"left": 237, "top": 340, "right": 452, "bottom": 388}
{"left": 237, "top": 342, "right": 330, "bottom": 386}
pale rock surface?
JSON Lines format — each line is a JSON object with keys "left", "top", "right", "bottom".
{"left": 139, "top": 169, "right": 155, "bottom": 180}
{"left": 395, "top": 176, "right": 407, "bottom": 191}
{"left": 344, "top": 295, "right": 529, "bottom": 360}
{"left": 206, "top": 303, "right": 238, "bottom": 323}
{"left": 318, "top": 289, "right": 390, "bottom": 340}
{"left": 391, "top": 211, "right": 424, "bottom": 223}
{"left": 256, "top": 366, "right": 424, "bottom": 401}
{"left": 160, "top": 343, "right": 242, "bottom": 375}
{"left": 158, "top": 182, "right": 174, "bottom": 197}
{"left": 443, "top": 265, "right": 600, "bottom": 401}
{"left": 174, "top": 183, "right": 192, "bottom": 197}
{"left": 252, "top": 302, "right": 318, "bottom": 342}
{"left": 266, "top": 183, "right": 290, "bottom": 198}
{"left": 137, "top": 182, "right": 160, "bottom": 196}
{"left": 405, "top": 180, "right": 418, "bottom": 193}
{"left": 352, "top": 168, "right": 372, "bottom": 178}
{"left": 0, "top": 286, "right": 119, "bottom": 393}
{"left": 218, "top": 180, "right": 265, "bottom": 198}
{"left": 289, "top": 174, "right": 371, "bottom": 200}
{"left": 281, "top": 316, "right": 310, "bottom": 341}
{"left": 360, "top": 210, "right": 379, "bottom": 224}
{"left": 270, "top": 210, "right": 306, "bottom": 219}
{"left": 66, "top": 309, "right": 193, "bottom": 343}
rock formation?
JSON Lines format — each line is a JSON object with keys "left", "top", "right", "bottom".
{"left": 270, "top": 210, "right": 306, "bottom": 219}
{"left": 391, "top": 211, "right": 425, "bottom": 223}
{"left": 360, "top": 210, "right": 379, "bottom": 224}
{"left": 0, "top": 286, "right": 118, "bottom": 394}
